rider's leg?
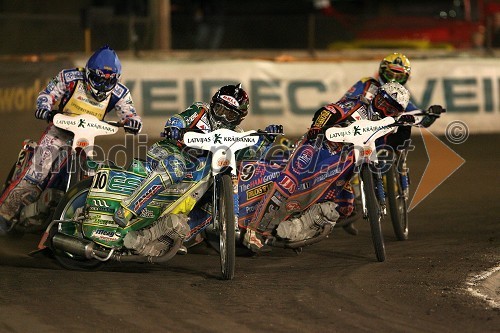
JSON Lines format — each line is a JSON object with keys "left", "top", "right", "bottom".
{"left": 275, "top": 201, "right": 339, "bottom": 241}
{"left": 113, "top": 145, "right": 186, "bottom": 227}
{"left": 334, "top": 181, "right": 357, "bottom": 235}
{"left": 244, "top": 141, "right": 313, "bottom": 251}
{"left": 123, "top": 213, "right": 191, "bottom": 256}
{"left": 0, "top": 126, "right": 71, "bottom": 234}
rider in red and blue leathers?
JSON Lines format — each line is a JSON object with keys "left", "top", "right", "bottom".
{"left": 339, "top": 53, "right": 444, "bottom": 234}
{"left": 0, "top": 45, "right": 142, "bottom": 235}
{"left": 243, "top": 82, "right": 413, "bottom": 251}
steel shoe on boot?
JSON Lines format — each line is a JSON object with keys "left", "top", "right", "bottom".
{"left": 243, "top": 229, "right": 265, "bottom": 253}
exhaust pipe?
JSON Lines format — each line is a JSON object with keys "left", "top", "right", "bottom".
{"left": 52, "top": 233, "right": 110, "bottom": 259}
{"left": 52, "top": 233, "right": 182, "bottom": 264}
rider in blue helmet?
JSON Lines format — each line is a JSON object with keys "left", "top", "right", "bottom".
{"left": 85, "top": 45, "right": 122, "bottom": 102}
{"left": 0, "top": 45, "right": 142, "bottom": 235}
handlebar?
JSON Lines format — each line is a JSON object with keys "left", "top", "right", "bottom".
{"left": 161, "top": 127, "right": 284, "bottom": 139}
{"left": 253, "top": 129, "right": 284, "bottom": 142}
{"left": 51, "top": 111, "right": 124, "bottom": 128}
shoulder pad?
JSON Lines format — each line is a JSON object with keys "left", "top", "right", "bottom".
{"left": 111, "top": 82, "right": 128, "bottom": 99}
{"left": 62, "top": 68, "right": 84, "bottom": 84}
{"left": 360, "top": 77, "right": 377, "bottom": 84}
{"left": 165, "top": 114, "right": 187, "bottom": 128}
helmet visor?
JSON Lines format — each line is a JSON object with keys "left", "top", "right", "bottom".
{"left": 212, "top": 102, "right": 243, "bottom": 124}
{"left": 87, "top": 68, "right": 119, "bottom": 92}
{"left": 373, "top": 91, "right": 403, "bottom": 117}
{"left": 383, "top": 64, "right": 409, "bottom": 84}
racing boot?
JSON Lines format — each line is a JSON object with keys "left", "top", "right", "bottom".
{"left": 0, "top": 180, "right": 41, "bottom": 235}
{"left": 276, "top": 202, "right": 339, "bottom": 242}
{"left": 123, "top": 214, "right": 190, "bottom": 256}
{"left": 243, "top": 228, "right": 266, "bottom": 253}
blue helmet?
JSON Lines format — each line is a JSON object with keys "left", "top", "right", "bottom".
{"left": 85, "top": 45, "right": 122, "bottom": 102}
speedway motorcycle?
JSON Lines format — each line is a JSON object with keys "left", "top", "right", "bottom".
{"left": 37, "top": 128, "right": 275, "bottom": 280}
{"left": 325, "top": 111, "right": 444, "bottom": 261}
{"left": 1, "top": 113, "right": 123, "bottom": 235}
{"left": 236, "top": 115, "right": 432, "bottom": 262}
{"left": 236, "top": 118, "right": 396, "bottom": 260}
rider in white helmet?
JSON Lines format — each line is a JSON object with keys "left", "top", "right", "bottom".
{"left": 243, "top": 82, "right": 413, "bottom": 252}
{"left": 337, "top": 52, "right": 444, "bottom": 235}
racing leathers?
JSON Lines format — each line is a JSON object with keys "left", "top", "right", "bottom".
{"left": 0, "top": 67, "right": 141, "bottom": 224}
{"left": 342, "top": 77, "right": 439, "bottom": 148}
{"left": 245, "top": 91, "right": 393, "bottom": 250}
{"left": 113, "top": 102, "right": 275, "bottom": 229}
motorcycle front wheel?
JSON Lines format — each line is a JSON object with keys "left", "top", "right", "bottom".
{"left": 214, "top": 173, "right": 236, "bottom": 280}
{"left": 360, "top": 164, "right": 386, "bottom": 262}
{"left": 385, "top": 163, "right": 409, "bottom": 241}
{"left": 51, "top": 178, "right": 104, "bottom": 270}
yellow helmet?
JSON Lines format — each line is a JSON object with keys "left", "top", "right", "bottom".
{"left": 379, "top": 53, "right": 411, "bottom": 85}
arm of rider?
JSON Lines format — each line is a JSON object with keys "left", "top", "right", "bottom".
{"left": 162, "top": 126, "right": 182, "bottom": 140}
{"left": 260, "top": 124, "right": 284, "bottom": 143}
{"left": 35, "top": 108, "right": 51, "bottom": 121}
{"left": 307, "top": 127, "right": 323, "bottom": 140}
{"left": 35, "top": 70, "right": 67, "bottom": 120}
{"left": 124, "top": 117, "right": 143, "bottom": 134}
{"left": 411, "top": 105, "right": 445, "bottom": 128}
{"left": 397, "top": 114, "right": 416, "bottom": 124}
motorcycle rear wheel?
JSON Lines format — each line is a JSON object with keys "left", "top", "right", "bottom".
{"left": 215, "top": 174, "right": 236, "bottom": 280}
{"left": 360, "top": 165, "right": 386, "bottom": 262}
{"left": 51, "top": 178, "right": 104, "bottom": 270}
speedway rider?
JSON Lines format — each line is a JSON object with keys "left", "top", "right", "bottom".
{"left": 0, "top": 45, "right": 142, "bottom": 235}
{"left": 243, "top": 82, "right": 443, "bottom": 252}
{"left": 339, "top": 52, "right": 445, "bottom": 235}
{"left": 114, "top": 83, "right": 283, "bottom": 257}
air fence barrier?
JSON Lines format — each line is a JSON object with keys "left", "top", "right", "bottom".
{"left": 1, "top": 53, "right": 499, "bottom": 138}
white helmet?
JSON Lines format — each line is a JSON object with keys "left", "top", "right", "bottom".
{"left": 372, "top": 82, "right": 410, "bottom": 117}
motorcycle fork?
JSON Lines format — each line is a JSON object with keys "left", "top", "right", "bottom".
{"left": 358, "top": 163, "right": 387, "bottom": 219}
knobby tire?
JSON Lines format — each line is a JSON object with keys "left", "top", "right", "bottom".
{"left": 216, "top": 174, "right": 236, "bottom": 280}
{"left": 385, "top": 164, "right": 409, "bottom": 241}
{"left": 360, "top": 165, "right": 386, "bottom": 262}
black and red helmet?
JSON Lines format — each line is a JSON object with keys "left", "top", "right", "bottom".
{"left": 209, "top": 83, "right": 249, "bottom": 129}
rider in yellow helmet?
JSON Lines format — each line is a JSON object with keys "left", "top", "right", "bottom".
{"left": 339, "top": 52, "right": 443, "bottom": 235}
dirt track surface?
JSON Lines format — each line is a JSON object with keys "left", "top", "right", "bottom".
{"left": 0, "top": 124, "right": 498, "bottom": 332}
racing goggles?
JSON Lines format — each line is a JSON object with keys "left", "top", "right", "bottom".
{"left": 373, "top": 91, "right": 403, "bottom": 117}
{"left": 212, "top": 102, "right": 245, "bottom": 124}
{"left": 87, "top": 68, "right": 120, "bottom": 92}
{"left": 384, "top": 64, "right": 409, "bottom": 84}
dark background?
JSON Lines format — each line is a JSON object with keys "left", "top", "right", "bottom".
{"left": 0, "top": 0, "right": 498, "bottom": 55}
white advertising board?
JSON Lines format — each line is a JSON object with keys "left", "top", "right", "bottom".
{"left": 112, "top": 58, "right": 500, "bottom": 137}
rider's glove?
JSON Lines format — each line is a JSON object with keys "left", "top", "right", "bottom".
{"left": 307, "top": 127, "right": 322, "bottom": 140}
{"left": 421, "top": 105, "right": 444, "bottom": 128}
{"left": 398, "top": 114, "right": 415, "bottom": 124}
{"left": 162, "top": 126, "right": 182, "bottom": 140}
{"left": 124, "top": 118, "right": 143, "bottom": 134}
{"left": 427, "top": 105, "right": 444, "bottom": 117}
{"left": 35, "top": 108, "right": 50, "bottom": 121}
{"left": 263, "top": 124, "right": 283, "bottom": 142}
